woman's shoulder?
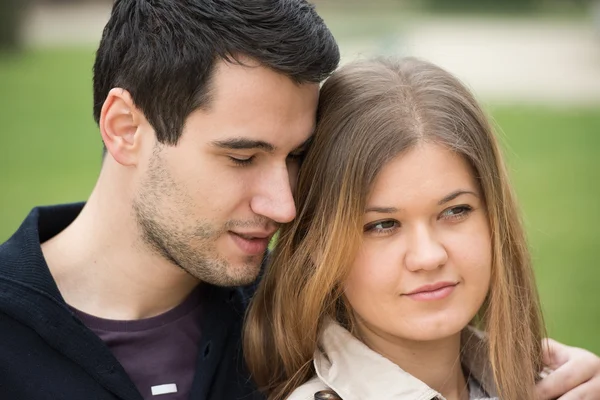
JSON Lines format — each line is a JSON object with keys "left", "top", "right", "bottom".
{"left": 286, "top": 376, "right": 336, "bottom": 400}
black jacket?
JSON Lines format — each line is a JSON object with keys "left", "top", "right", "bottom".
{"left": 0, "top": 204, "right": 263, "bottom": 400}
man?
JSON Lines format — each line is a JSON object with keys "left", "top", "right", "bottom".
{"left": 0, "top": 1, "right": 597, "bottom": 399}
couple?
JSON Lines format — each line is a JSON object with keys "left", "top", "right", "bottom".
{"left": 0, "top": 1, "right": 598, "bottom": 399}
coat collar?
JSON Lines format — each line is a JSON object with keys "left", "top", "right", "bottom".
{"left": 312, "top": 319, "right": 498, "bottom": 400}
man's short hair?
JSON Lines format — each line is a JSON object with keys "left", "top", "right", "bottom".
{"left": 93, "top": 0, "right": 340, "bottom": 145}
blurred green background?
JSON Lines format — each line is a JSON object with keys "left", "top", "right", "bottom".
{"left": 1, "top": 0, "right": 599, "bottom": 354}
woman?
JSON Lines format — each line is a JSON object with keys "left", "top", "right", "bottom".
{"left": 244, "top": 57, "right": 546, "bottom": 399}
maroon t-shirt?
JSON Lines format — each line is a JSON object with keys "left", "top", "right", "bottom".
{"left": 72, "top": 286, "right": 203, "bottom": 400}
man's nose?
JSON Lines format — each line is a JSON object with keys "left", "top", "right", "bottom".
{"left": 250, "top": 164, "right": 297, "bottom": 224}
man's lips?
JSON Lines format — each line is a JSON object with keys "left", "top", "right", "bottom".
{"left": 228, "top": 231, "right": 274, "bottom": 256}
{"left": 230, "top": 231, "right": 275, "bottom": 240}
{"left": 403, "top": 281, "right": 458, "bottom": 301}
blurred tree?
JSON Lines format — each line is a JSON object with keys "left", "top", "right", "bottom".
{"left": 0, "top": 0, "right": 29, "bottom": 52}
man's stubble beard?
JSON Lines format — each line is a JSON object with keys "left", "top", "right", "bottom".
{"left": 131, "top": 149, "right": 263, "bottom": 287}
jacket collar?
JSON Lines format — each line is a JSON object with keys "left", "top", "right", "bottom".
{"left": 0, "top": 204, "right": 144, "bottom": 400}
{"left": 0, "top": 203, "right": 83, "bottom": 303}
{"left": 0, "top": 203, "right": 259, "bottom": 400}
{"left": 313, "top": 319, "right": 498, "bottom": 400}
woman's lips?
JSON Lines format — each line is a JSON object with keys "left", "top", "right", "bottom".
{"left": 403, "top": 282, "right": 458, "bottom": 301}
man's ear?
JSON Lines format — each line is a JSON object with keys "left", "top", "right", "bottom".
{"left": 99, "top": 88, "right": 147, "bottom": 166}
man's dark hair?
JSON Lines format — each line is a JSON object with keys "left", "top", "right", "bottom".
{"left": 93, "top": 0, "right": 340, "bottom": 145}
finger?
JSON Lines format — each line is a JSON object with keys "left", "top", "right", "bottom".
{"left": 556, "top": 380, "right": 600, "bottom": 400}
{"left": 542, "top": 338, "right": 571, "bottom": 369}
{"left": 536, "top": 361, "right": 590, "bottom": 400}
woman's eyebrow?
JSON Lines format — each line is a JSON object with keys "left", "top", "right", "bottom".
{"left": 438, "top": 189, "right": 479, "bottom": 205}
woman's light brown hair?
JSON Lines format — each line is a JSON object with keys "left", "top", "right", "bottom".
{"left": 244, "top": 57, "right": 545, "bottom": 399}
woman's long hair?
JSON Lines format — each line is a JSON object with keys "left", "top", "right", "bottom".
{"left": 244, "top": 57, "right": 545, "bottom": 400}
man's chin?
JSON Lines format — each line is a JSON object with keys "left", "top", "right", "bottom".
{"left": 225, "top": 257, "right": 263, "bottom": 286}
{"left": 194, "top": 255, "right": 263, "bottom": 287}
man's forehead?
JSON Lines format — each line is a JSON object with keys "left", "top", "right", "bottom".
{"left": 182, "top": 59, "right": 318, "bottom": 152}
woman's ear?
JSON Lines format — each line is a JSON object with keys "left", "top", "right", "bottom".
{"left": 99, "top": 88, "right": 147, "bottom": 166}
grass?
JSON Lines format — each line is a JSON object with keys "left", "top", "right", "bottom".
{"left": 1, "top": 48, "right": 599, "bottom": 354}
{"left": 0, "top": 48, "right": 100, "bottom": 232}
{"left": 491, "top": 106, "right": 600, "bottom": 352}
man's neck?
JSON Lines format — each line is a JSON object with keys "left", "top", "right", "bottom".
{"left": 41, "top": 177, "right": 199, "bottom": 320}
{"left": 359, "top": 324, "right": 468, "bottom": 400}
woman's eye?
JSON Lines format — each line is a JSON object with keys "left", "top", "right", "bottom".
{"left": 229, "top": 156, "right": 254, "bottom": 166}
{"left": 440, "top": 205, "right": 473, "bottom": 220}
{"left": 364, "top": 220, "right": 399, "bottom": 234}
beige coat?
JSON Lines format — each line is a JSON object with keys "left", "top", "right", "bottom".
{"left": 287, "top": 319, "right": 499, "bottom": 400}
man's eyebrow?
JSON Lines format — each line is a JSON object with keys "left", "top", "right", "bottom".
{"left": 365, "top": 206, "right": 400, "bottom": 214}
{"left": 438, "top": 189, "right": 479, "bottom": 205}
{"left": 211, "top": 138, "right": 275, "bottom": 153}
